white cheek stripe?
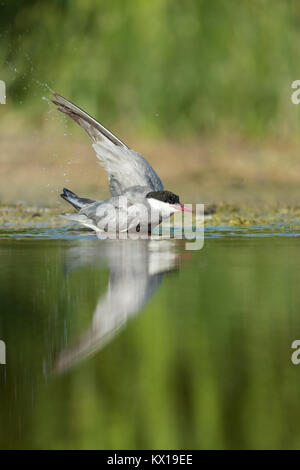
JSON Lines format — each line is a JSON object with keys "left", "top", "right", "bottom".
{"left": 147, "top": 198, "right": 177, "bottom": 216}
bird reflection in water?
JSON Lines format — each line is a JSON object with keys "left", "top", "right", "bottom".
{"left": 55, "top": 239, "right": 181, "bottom": 374}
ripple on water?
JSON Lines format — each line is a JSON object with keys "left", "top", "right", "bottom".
{"left": 0, "top": 223, "right": 299, "bottom": 241}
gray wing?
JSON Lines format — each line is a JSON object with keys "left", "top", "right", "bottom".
{"left": 52, "top": 92, "right": 164, "bottom": 195}
{"left": 63, "top": 189, "right": 151, "bottom": 232}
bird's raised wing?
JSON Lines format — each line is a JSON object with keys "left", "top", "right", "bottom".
{"left": 52, "top": 92, "right": 164, "bottom": 196}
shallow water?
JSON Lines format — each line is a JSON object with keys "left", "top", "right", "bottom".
{"left": 1, "top": 225, "right": 300, "bottom": 449}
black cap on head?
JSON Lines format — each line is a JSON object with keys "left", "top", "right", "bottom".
{"left": 146, "top": 190, "right": 180, "bottom": 205}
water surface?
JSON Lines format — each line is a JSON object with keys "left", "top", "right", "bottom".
{"left": 0, "top": 226, "right": 300, "bottom": 449}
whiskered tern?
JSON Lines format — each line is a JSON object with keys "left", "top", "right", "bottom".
{"left": 52, "top": 92, "right": 191, "bottom": 234}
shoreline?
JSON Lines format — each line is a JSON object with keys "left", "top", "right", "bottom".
{"left": 1, "top": 203, "right": 300, "bottom": 229}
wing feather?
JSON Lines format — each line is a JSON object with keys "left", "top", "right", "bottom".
{"left": 52, "top": 92, "right": 164, "bottom": 195}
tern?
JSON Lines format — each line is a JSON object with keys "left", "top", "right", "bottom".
{"left": 52, "top": 92, "right": 191, "bottom": 234}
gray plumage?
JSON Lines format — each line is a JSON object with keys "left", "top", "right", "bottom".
{"left": 60, "top": 188, "right": 96, "bottom": 210}
{"left": 51, "top": 92, "right": 185, "bottom": 233}
{"left": 62, "top": 186, "right": 158, "bottom": 233}
{"left": 52, "top": 92, "right": 164, "bottom": 196}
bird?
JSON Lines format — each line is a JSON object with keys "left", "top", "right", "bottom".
{"left": 51, "top": 92, "right": 191, "bottom": 235}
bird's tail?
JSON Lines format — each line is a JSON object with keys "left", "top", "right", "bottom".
{"left": 60, "top": 188, "right": 95, "bottom": 210}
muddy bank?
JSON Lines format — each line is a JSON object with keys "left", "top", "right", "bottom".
{"left": 1, "top": 203, "right": 300, "bottom": 230}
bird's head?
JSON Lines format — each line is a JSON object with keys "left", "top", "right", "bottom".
{"left": 146, "top": 190, "right": 192, "bottom": 214}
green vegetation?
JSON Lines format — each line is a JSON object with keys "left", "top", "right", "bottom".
{"left": 1, "top": 202, "right": 300, "bottom": 229}
{"left": 2, "top": 2, "right": 300, "bottom": 451}
{"left": 2, "top": 0, "right": 300, "bottom": 138}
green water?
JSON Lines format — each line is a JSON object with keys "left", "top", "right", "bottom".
{"left": 0, "top": 228, "right": 300, "bottom": 449}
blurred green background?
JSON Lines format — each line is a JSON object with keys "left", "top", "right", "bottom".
{"left": 2, "top": 3, "right": 300, "bottom": 450}
{"left": 1, "top": 0, "right": 300, "bottom": 138}
{"left": 2, "top": 1, "right": 300, "bottom": 206}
